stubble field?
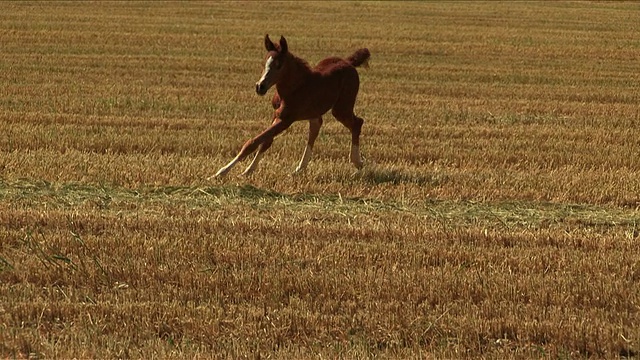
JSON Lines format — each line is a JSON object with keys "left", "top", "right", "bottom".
{"left": 1, "top": 1, "right": 639, "bottom": 359}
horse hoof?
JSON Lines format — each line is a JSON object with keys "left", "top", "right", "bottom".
{"left": 293, "top": 166, "right": 307, "bottom": 174}
{"left": 211, "top": 168, "right": 229, "bottom": 179}
{"left": 240, "top": 169, "right": 255, "bottom": 177}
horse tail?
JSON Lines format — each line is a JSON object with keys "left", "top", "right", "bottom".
{"left": 347, "top": 48, "right": 370, "bottom": 68}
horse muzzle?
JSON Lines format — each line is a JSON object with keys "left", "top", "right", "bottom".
{"left": 255, "top": 82, "right": 268, "bottom": 96}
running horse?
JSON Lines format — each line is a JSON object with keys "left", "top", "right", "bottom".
{"left": 214, "top": 34, "right": 370, "bottom": 177}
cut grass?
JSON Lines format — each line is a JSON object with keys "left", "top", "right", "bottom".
{"left": 1, "top": 1, "right": 640, "bottom": 358}
{"left": 2, "top": 179, "right": 639, "bottom": 358}
{"left": 3, "top": 178, "right": 638, "bottom": 230}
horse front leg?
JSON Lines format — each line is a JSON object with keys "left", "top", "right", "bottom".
{"left": 294, "top": 117, "right": 323, "bottom": 173}
{"left": 241, "top": 137, "right": 273, "bottom": 176}
{"left": 213, "top": 118, "right": 290, "bottom": 178}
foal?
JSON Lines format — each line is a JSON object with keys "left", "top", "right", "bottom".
{"left": 214, "top": 34, "right": 370, "bottom": 177}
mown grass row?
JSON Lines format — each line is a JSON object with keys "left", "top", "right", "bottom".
{"left": 2, "top": 178, "right": 639, "bottom": 229}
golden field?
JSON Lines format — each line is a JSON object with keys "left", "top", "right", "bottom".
{"left": 1, "top": 1, "right": 639, "bottom": 358}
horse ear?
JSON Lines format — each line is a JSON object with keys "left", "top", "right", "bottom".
{"left": 279, "top": 36, "right": 288, "bottom": 53}
{"left": 265, "top": 34, "right": 277, "bottom": 52}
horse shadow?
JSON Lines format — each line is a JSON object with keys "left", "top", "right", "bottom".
{"left": 312, "top": 162, "right": 445, "bottom": 187}
{"left": 357, "top": 166, "right": 447, "bottom": 186}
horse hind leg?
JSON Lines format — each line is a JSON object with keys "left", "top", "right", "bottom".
{"left": 331, "top": 73, "right": 365, "bottom": 169}
{"left": 332, "top": 108, "right": 364, "bottom": 169}
{"left": 295, "top": 117, "right": 323, "bottom": 173}
{"left": 347, "top": 115, "right": 364, "bottom": 169}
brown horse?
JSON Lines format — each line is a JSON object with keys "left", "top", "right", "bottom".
{"left": 214, "top": 34, "right": 370, "bottom": 177}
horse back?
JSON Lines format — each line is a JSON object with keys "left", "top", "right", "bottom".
{"left": 315, "top": 56, "right": 359, "bottom": 76}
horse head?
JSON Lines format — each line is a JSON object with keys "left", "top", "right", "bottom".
{"left": 255, "top": 34, "right": 289, "bottom": 96}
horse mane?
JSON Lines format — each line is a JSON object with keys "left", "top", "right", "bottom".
{"left": 275, "top": 52, "right": 313, "bottom": 95}
{"left": 289, "top": 53, "right": 313, "bottom": 74}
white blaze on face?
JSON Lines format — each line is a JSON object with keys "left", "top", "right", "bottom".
{"left": 258, "top": 56, "right": 275, "bottom": 86}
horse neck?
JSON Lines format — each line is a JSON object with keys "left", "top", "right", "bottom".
{"left": 276, "top": 55, "right": 312, "bottom": 99}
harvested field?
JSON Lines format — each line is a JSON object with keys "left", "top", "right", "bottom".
{"left": 1, "top": 1, "right": 639, "bottom": 358}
